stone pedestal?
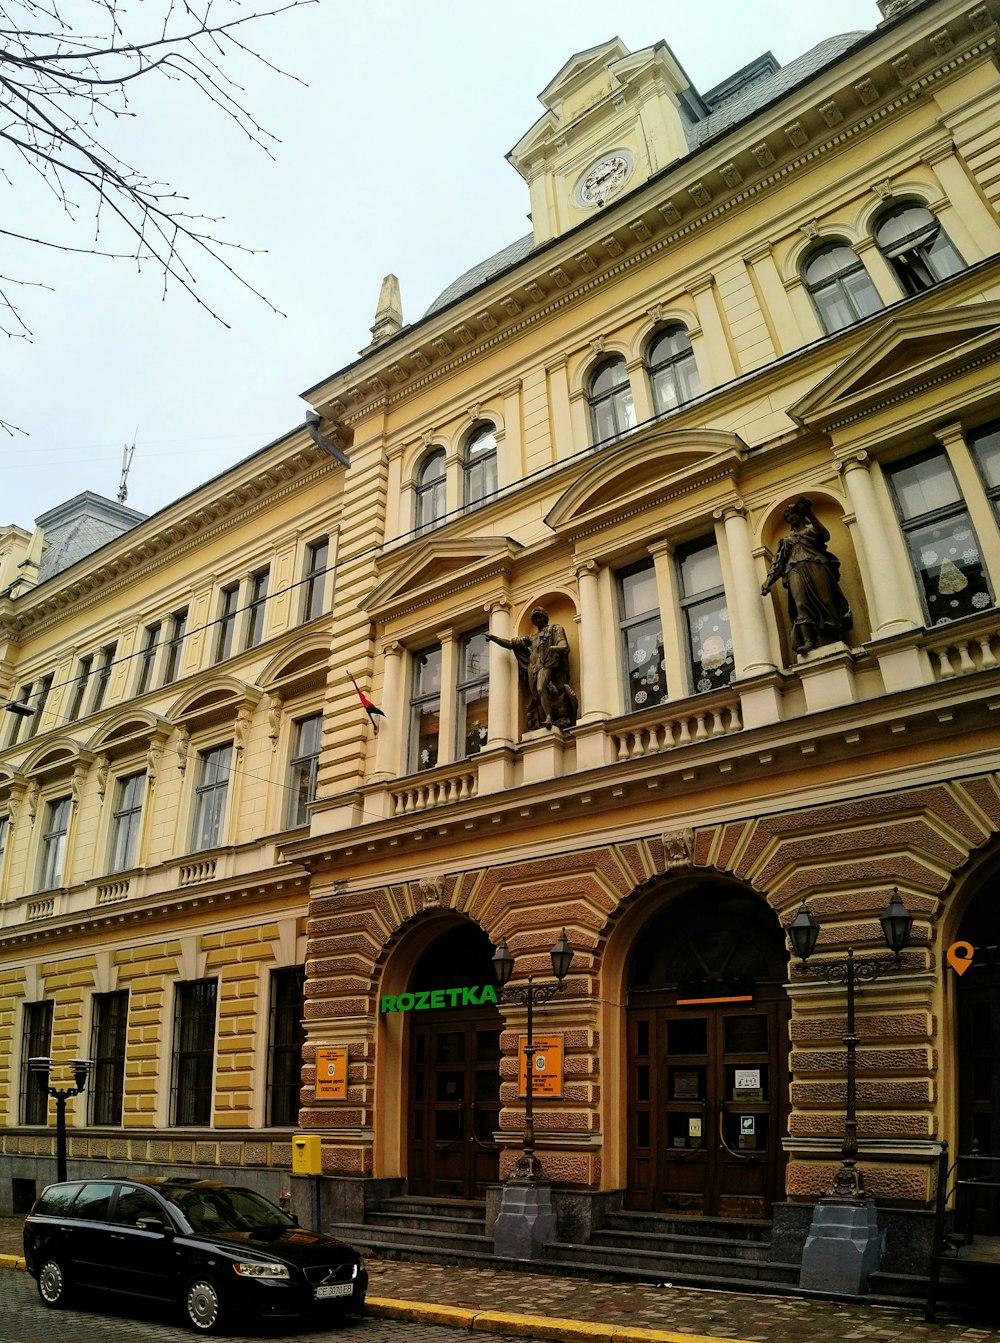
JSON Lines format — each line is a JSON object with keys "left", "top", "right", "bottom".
{"left": 493, "top": 1179, "right": 557, "bottom": 1260}
{"left": 798, "top": 1198, "right": 884, "bottom": 1294}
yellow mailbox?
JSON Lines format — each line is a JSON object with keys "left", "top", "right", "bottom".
{"left": 291, "top": 1133, "right": 323, "bottom": 1176}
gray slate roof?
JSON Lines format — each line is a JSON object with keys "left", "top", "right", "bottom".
{"left": 36, "top": 492, "right": 147, "bottom": 584}
{"left": 423, "top": 31, "right": 870, "bottom": 319}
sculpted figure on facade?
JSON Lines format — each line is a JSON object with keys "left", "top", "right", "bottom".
{"left": 486, "top": 606, "right": 579, "bottom": 731}
{"left": 761, "top": 497, "right": 853, "bottom": 655}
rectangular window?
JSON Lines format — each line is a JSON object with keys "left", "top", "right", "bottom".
{"left": 135, "top": 624, "right": 161, "bottom": 696}
{"left": 267, "top": 967, "right": 305, "bottom": 1126}
{"left": 38, "top": 796, "right": 71, "bottom": 890}
{"left": 5, "top": 681, "right": 34, "bottom": 746}
{"left": 286, "top": 714, "right": 322, "bottom": 828}
{"left": 302, "top": 538, "right": 329, "bottom": 623}
{"left": 409, "top": 645, "right": 441, "bottom": 772}
{"left": 191, "top": 743, "right": 232, "bottom": 851}
{"left": 457, "top": 629, "right": 489, "bottom": 757}
{"left": 66, "top": 655, "right": 94, "bottom": 722}
{"left": 618, "top": 561, "right": 668, "bottom": 712}
{"left": 90, "top": 642, "right": 117, "bottom": 714}
{"left": 25, "top": 673, "right": 52, "bottom": 739}
{"left": 970, "top": 421, "right": 1000, "bottom": 526}
{"left": 244, "top": 568, "right": 269, "bottom": 649}
{"left": 109, "top": 772, "right": 146, "bottom": 872}
{"left": 161, "top": 609, "right": 188, "bottom": 686}
{"left": 89, "top": 990, "right": 128, "bottom": 1126}
{"left": 20, "top": 1000, "right": 53, "bottom": 1125}
{"left": 886, "top": 450, "right": 993, "bottom": 624}
{"left": 171, "top": 979, "right": 217, "bottom": 1126}
{"left": 677, "top": 538, "right": 732, "bottom": 693}
{"left": 214, "top": 585, "right": 240, "bottom": 663}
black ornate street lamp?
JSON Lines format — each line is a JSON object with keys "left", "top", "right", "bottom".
{"left": 788, "top": 888, "right": 913, "bottom": 1200}
{"left": 29, "top": 1057, "right": 92, "bottom": 1182}
{"left": 492, "top": 929, "right": 573, "bottom": 1180}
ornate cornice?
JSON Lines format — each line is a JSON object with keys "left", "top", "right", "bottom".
{"left": 316, "top": 19, "right": 996, "bottom": 420}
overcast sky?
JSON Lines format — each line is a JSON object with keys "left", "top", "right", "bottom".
{"left": 4, "top": 0, "right": 881, "bottom": 528}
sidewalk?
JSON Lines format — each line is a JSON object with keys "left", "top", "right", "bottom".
{"left": 3, "top": 1215, "right": 998, "bottom": 1343}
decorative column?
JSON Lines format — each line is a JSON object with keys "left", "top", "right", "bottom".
{"left": 574, "top": 561, "right": 611, "bottom": 723}
{"left": 485, "top": 602, "right": 514, "bottom": 749}
{"left": 545, "top": 358, "right": 574, "bottom": 460}
{"left": 372, "top": 642, "right": 404, "bottom": 782}
{"left": 743, "top": 242, "right": 805, "bottom": 354}
{"left": 649, "top": 539, "right": 688, "bottom": 697}
{"left": 719, "top": 503, "right": 776, "bottom": 677}
{"left": 840, "top": 453, "right": 919, "bottom": 638}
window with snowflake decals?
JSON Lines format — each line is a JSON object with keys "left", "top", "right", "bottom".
{"left": 887, "top": 449, "right": 992, "bottom": 624}
{"left": 617, "top": 560, "right": 668, "bottom": 713}
{"left": 678, "top": 537, "right": 732, "bottom": 693}
{"left": 970, "top": 420, "right": 1000, "bottom": 530}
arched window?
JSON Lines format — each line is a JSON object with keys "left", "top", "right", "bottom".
{"left": 645, "top": 326, "right": 701, "bottom": 415}
{"left": 415, "top": 449, "right": 446, "bottom": 534}
{"left": 588, "top": 357, "right": 636, "bottom": 444}
{"left": 874, "top": 202, "right": 964, "bottom": 295}
{"left": 462, "top": 423, "right": 497, "bottom": 511}
{"left": 802, "top": 243, "right": 883, "bottom": 333}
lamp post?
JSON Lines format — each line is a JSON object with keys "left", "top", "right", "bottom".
{"left": 491, "top": 929, "right": 573, "bottom": 1180}
{"left": 490, "top": 929, "right": 573, "bottom": 1260}
{"left": 789, "top": 888, "right": 913, "bottom": 1294}
{"left": 29, "top": 1057, "right": 92, "bottom": 1182}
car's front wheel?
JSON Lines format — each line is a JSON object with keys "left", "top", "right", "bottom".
{"left": 36, "top": 1256, "right": 72, "bottom": 1309}
{"left": 183, "top": 1275, "right": 226, "bottom": 1334}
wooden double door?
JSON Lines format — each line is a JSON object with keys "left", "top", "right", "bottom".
{"left": 407, "top": 1012, "right": 501, "bottom": 1199}
{"left": 627, "top": 999, "right": 789, "bottom": 1219}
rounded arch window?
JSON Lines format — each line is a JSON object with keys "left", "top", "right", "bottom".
{"left": 874, "top": 202, "right": 964, "bottom": 295}
{"left": 802, "top": 242, "right": 883, "bottom": 333}
{"left": 645, "top": 325, "right": 701, "bottom": 415}
{"left": 415, "top": 448, "right": 446, "bottom": 534}
{"left": 462, "top": 423, "right": 497, "bottom": 512}
{"left": 588, "top": 356, "right": 636, "bottom": 445}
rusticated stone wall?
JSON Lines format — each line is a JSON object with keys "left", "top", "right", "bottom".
{"left": 303, "top": 772, "right": 1000, "bottom": 1202}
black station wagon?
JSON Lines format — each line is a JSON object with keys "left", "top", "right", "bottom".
{"left": 22, "top": 1176, "right": 367, "bottom": 1333}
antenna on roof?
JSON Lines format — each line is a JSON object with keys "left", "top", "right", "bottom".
{"left": 118, "top": 436, "right": 136, "bottom": 504}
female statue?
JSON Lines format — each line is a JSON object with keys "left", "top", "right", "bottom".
{"left": 761, "top": 497, "right": 852, "bottom": 655}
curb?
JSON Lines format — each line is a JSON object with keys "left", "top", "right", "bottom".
{"left": 366, "top": 1297, "right": 754, "bottom": 1343}
{"left": 0, "top": 1253, "right": 25, "bottom": 1271}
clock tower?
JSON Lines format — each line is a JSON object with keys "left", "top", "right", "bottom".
{"left": 508, "top": 38, "right": 706, "bottom": 246}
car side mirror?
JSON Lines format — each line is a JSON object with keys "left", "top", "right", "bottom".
{"left": 136, "top": 1215, "right": 169, "bottom": 1234}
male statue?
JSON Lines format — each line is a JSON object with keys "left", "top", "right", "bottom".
{"left": 486, "top": 606, "right": 579, "bottom": 731}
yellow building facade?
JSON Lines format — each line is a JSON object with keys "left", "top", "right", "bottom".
{"left": 3, "top": 0, "right": 1000, "bottom": 1289}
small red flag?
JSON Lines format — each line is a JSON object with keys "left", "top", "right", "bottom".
{"left": 347, "top": 671, "right": 386, "bottom": 734}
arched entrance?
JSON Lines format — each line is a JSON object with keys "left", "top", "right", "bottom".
{"left": 625, "top": 885, "right": 790, "bottom": 1219}
{"left": 405, "top": 922, "right": 501, "bottom": 1199}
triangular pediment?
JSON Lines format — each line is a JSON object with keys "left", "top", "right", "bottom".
{"left": 546, "top": 429, "right": 747, "bottom": 536}
{"left": 790, "top": 303, "right": 1000, "bottom": 428}
{"left": 366, "top": 537, "right": 523, "bottom": 620}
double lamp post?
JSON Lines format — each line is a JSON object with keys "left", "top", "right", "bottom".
{"left": 29, "top": 1056, "right": 92, "bottom": 1183}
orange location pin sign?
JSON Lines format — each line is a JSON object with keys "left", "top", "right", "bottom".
{"left": 946, "top": 941, "right": 975, "bottom": 976}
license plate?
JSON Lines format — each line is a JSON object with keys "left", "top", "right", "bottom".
{"left": 314, "top": 1283, "right": 353, "bottom": 1300}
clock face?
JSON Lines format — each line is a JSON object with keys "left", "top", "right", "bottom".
{"left": 576, "top": 152, "right": 633, "bottom": 208}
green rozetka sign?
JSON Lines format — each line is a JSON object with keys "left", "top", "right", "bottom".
{"left": 380, "top": 985, "right": 498, "bottom": 1013}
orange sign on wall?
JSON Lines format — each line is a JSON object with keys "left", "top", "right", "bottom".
{"left": 518, "top": 1033, "right": 564, "bottom": 1099}
{"left": 314, "top": 1046, "right": 348, "bottom": 1101}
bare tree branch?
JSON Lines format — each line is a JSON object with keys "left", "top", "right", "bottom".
{"left": 0, "top": 0, "right": 314, "bottom": 426}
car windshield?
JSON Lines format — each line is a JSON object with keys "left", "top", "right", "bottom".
{"left": 159, "top": 1186, "right": 295, "bottom": 1234}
